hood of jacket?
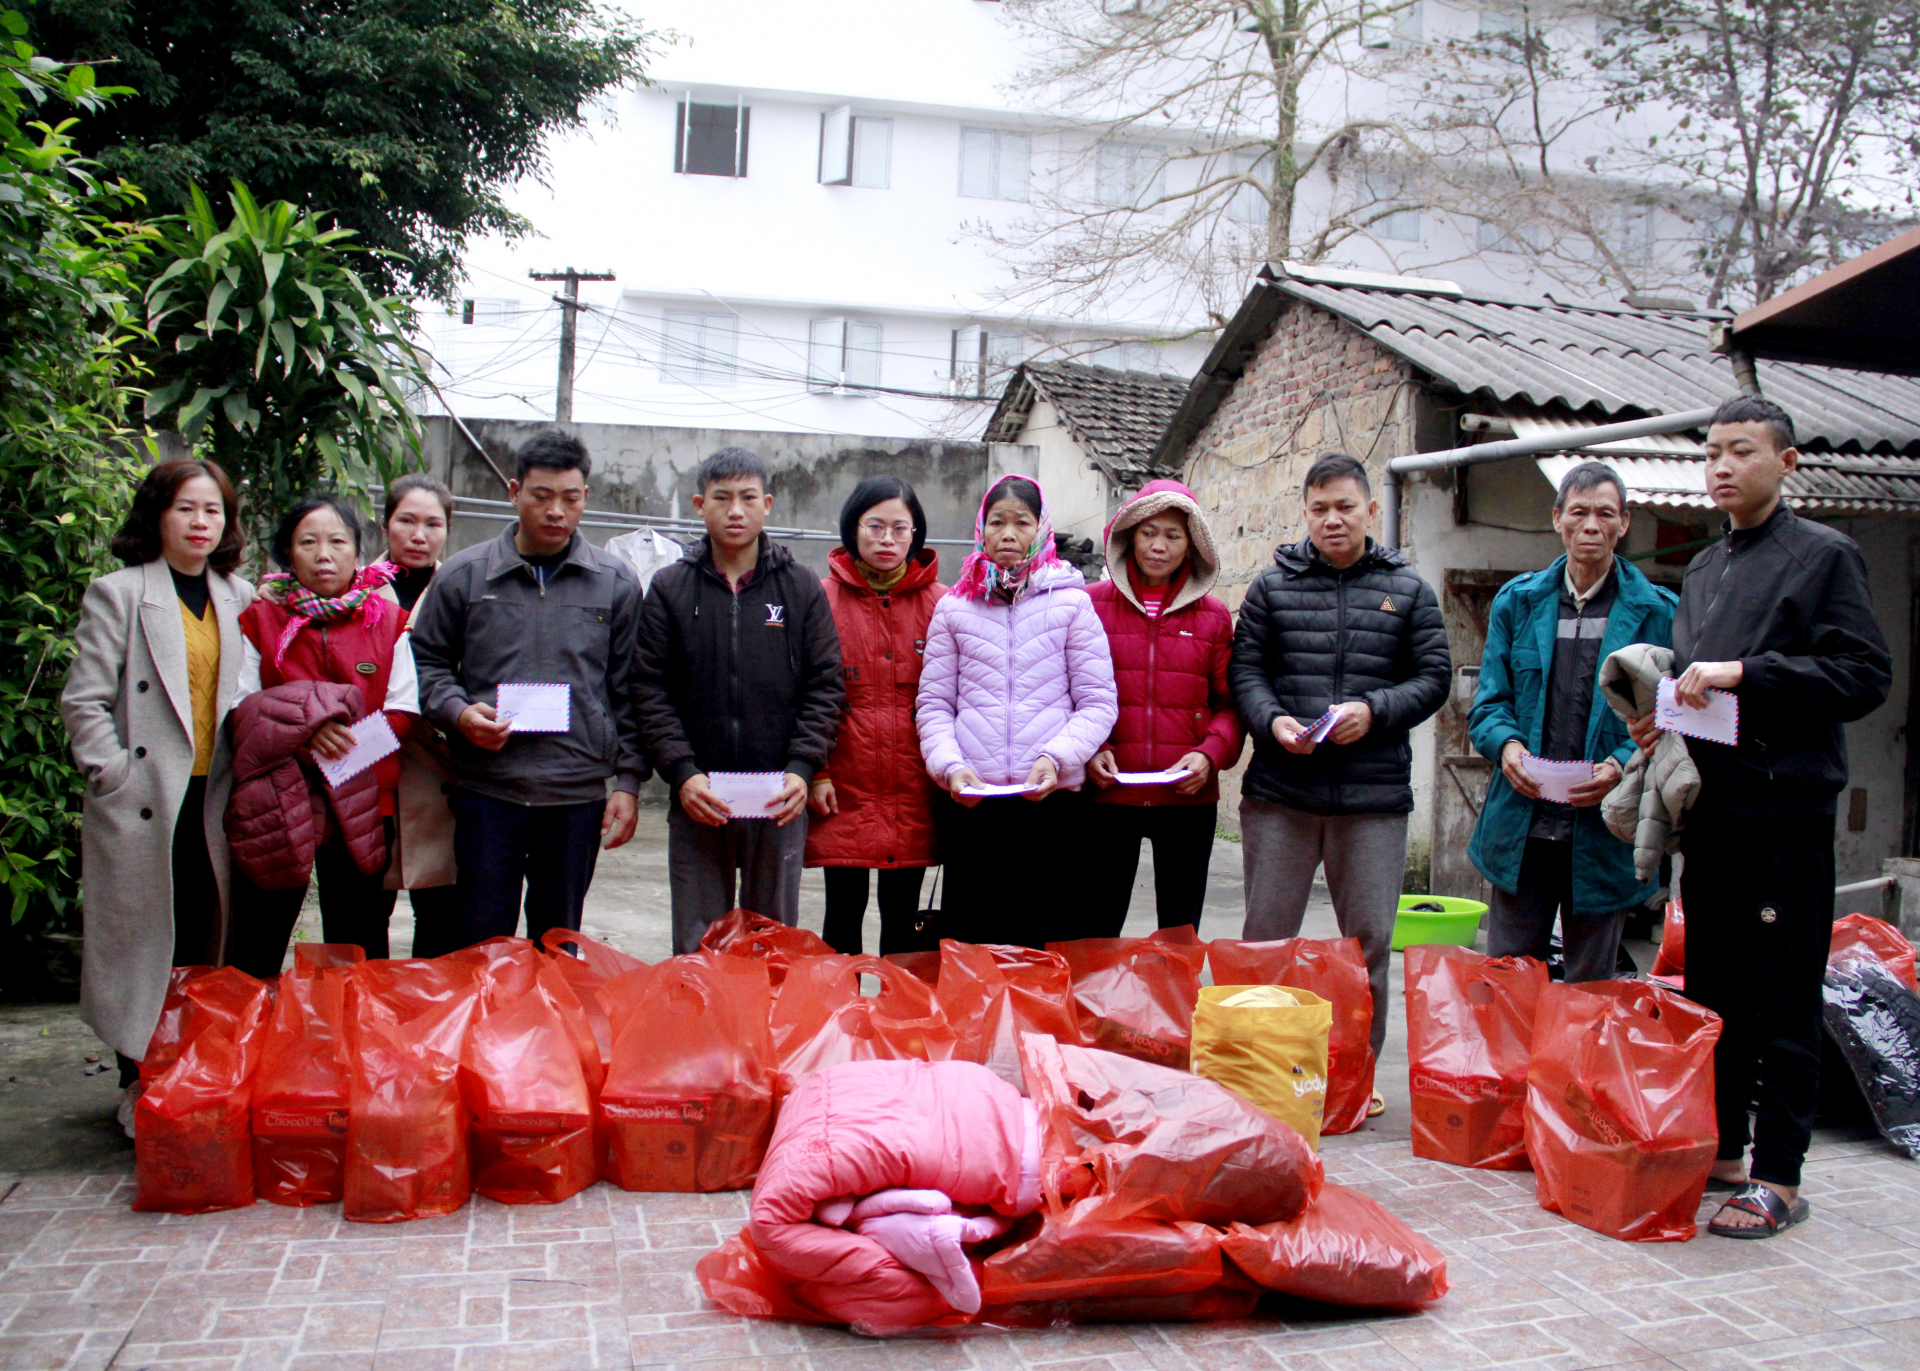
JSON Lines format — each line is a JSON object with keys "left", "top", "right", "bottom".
{"left": 1273, "top": 535, "right": 1406, "bottom": 578}
{"left": 1102, "top": 478, "right": 1219, "bottom": 614}
{"left": 827, "top": 544, "right": 942, "bottom": 596}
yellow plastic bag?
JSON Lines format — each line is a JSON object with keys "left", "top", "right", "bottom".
{"left": 1191, "top": 984, "right": 1332, "bottom": 1149}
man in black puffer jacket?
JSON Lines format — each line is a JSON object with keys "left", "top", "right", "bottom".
{"left": 1231, "top": 452, "right": 1450, "bottom": 1068}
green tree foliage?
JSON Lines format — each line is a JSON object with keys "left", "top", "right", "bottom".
{"left": 29, "top": 0, "right": 659, "bottom": 299}
{"left": 0, "top": 6, "right": 144, "bottom": 954}
{"left": 138, "top": 182, "right": 430, "bottom": 531}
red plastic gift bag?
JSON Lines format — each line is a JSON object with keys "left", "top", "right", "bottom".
{"left": 541, "top": 927, "right": 645, "bottom": 1078}
{"left": 1405, "top": 946, "right": 1548, "bottom": 1170}
{"left": 770, "top": 954, "right": 957, "bottom": 1090}
{"left": 251, "top": 945, "right": 365, "bottom": 1206}
{"left": 1830, "top": 913, "right": 1918, "bottom": 991}
{"left": 1651, "top": 901, "right": 1685, "bottom": 982}
{"left": 700, "top": 909, "right": 835, "bottom": 987}
{"left": 1208, "top": 937, "right": 1376, "bottom": 1135}
{"left": 936, "top": 941, "right": 1079, "bottom": 1089}
{"left": 1020, "top": 1032, "right": 1321, "bottom": 1227}
{"left": 462, "top": 983, "right": 597, "bottom": 1205}
{"left": 601, "top": 954, "right": 778, "bottom": 1192}
{"left": 1527, "top": 981, "right": 1723, "bottom": 1238}
{"left": 1526, "top": 980, "right": 1721, "bottom": 1242}
{"left": 1220, "top": 1183, "right": 1449, "bottom": 1308}
{"left": 134, "top": 967, "right": 275, "bottom": 1214}
{"left": 139, "top": 964, "right": 218, "bottom": 1085}
{"left": 342, "top": 958, "right": 483, "bottom": 1222}
{"left": 1047, "top": 935, "right": 1204, "bottom": 1070}
{"left": 697, "top": 1230, "right": 840, "bottom": 1324}
{"left": 978, "top": 1202, "right": 1222, "bottom": 1306}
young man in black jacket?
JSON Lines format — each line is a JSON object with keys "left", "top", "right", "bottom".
{"left": 1230, "top": 453, "right": 1451, "bottom": 1074}
{"left": 634, "top": 448, "right": 844, "bottom": 953}
{"left": 1629, "top": 396, "right": 1890, "bottom": 1238}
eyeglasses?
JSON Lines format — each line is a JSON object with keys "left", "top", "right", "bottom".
{"left": 859, "top": 520, "right": 914, "bottom": 542}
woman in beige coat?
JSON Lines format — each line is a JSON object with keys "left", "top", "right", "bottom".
{"left": 60, "top": 459, "right": 252, "bottom": 1129}
{"left": 380, "top": 473, "right": 462, "bottom": 956}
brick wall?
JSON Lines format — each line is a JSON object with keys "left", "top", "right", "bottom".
{"left": 1179, "top": 297, "right": 1421, "bottom": 839}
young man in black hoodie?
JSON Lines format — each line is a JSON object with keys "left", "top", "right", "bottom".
{"left": 634, "top": 448, "right": 844, "bottom": 953}
{"left": 1630, "top": 395, "right": 1890, "bottom": 1238}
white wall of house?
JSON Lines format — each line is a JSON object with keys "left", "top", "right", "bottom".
{"left": 1005, "top": 398, "right": 1114, "bottom": 547}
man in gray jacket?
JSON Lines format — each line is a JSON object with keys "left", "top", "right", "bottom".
{"left": 410, "top": 430, "right": 648, "bottom": 945}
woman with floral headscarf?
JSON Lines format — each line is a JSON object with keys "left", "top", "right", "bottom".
{"left": 224, "top": 493, "right": 420, "bottom": 974}
{"left": 915, "top": 474, "right": 1118, "bottom": 946}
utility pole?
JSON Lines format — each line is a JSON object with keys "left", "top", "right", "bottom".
{"left": 529, "top": 268, "right": 615, "bottom": 422}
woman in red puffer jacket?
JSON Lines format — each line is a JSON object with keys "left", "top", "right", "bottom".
{"left": 805, "top": 477, "right": 946, "bottom": 955}
{"left": 1084, "top": 479, "right": 1244, "bottom": 937}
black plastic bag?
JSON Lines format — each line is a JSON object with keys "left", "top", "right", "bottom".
{"left": 1821, "top": 957, "right": 1920, "bottom": 1159}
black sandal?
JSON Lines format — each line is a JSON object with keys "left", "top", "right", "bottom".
{"left": 1707, "top": 1182, "right": 1810, "bottom": 1240}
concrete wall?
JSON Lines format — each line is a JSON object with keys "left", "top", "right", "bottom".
{"left": 424, "top": 416, "right": 990, "bottom": 577}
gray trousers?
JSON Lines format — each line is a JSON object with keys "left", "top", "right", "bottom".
{"left": 667, "top": 804, "right": 807, "bottom": 954}
{"left": 1240, "top": 797, "right": 1408, "bottom": 1058}
{"left": 1486, "top": 837, "right": 1627, "bottom": 983}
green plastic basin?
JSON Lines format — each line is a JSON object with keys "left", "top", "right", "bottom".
{"left": 1393, "top": 894, "right": 1488, "bottom": 950}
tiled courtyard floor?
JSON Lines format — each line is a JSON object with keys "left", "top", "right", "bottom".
{"left": 4, "top": 1128, "right": 1920, "bottom": 1371}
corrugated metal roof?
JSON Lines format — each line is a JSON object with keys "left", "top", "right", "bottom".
{"left": 1275, "top": 278, "right": 1920, "bottom": 454}
{"left": 986, "top": 360, "right": 1190, "bottom": 483}
{"left": 1536, "top": 453, "right": 1920, "bottom": 514}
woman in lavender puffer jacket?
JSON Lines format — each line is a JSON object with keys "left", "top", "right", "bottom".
{"left": 916, "top": 475, "right": 1118, "bottom": 947}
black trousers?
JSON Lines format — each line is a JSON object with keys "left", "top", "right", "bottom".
{"left": 122, "top": 777, "right": 223, "bottom": 1085}
{"left": 1486, "top": 838, "right": 1628, "bottom": 983}
{"left": 405, "top": 884, "right": 464, "bottom": 959}
{"left": 1080, "top": 802, "right": 1217, "bottom": 940}
{"left": 1681, "top": 808, "right": 1836, "bottom": 1189}
{"left": 822, "top": 867, "right": 929, "bottom": 956}
{"left": 226, "top": 827, "right": 398, "bottom": 978}
{"left": 936, "top": 790, "right": 1083, "bottom": 948}
{"left": 452, "top": 790, "right": 604, "bottom": 948}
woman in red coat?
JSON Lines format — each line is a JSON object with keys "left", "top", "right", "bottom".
{"left": 806, "top": 477, "right": 945, "bottom": 954}
{"left": 225, "top": 494, "right": 418, "bottom": 974}
{"left": 1084, "top": 479, "right": 1244, "bottom": 936}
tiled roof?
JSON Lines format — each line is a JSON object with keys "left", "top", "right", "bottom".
{"left": 987, "top": 361, "right": 1192, "bottom": 485}
{"left": 1157, "top": 269, "right": 1920, "bottom": 464}
{"left": 1537, "top": 453, "right": 1920, "bottom": 515}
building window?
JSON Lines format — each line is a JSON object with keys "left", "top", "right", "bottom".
{"left": 1362, "top": 172, "right": 1421, "bottom": 241}
{"left": 807, "top": 319, "right": 883, "bottom": 391}
{"left": 661, "top": 311, "right": 738, "bottom": 386}
{"left": 959, "top": 128, "right": 1031, "bottom": 201}
{"left": 1476, "top": 218, "right": 1538, "bottom": 253}
{"left": 951, "top": 326, "right": 1024, "bottom": 397}
{"left": 1228, "top": 149, "right": 1269, "bottom": 225}
{"left": 1360, "top": 0, "right": 1423, "bottom": 48}
{"left": 1095, "top": 141, "right": 1167, "bottom": 210}
{"left": 820, "top": 108, "right": 893, "bottom": 188}
{"left": 675, "top": 99, "right": 749, "bottom": 177}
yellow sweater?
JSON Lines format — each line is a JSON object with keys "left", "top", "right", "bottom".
{"left": 180, "top": 600, "right": 220, "bottom": 776}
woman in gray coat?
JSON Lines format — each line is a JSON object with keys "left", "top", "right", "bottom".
{"left": 60, "top": 460, "right": 252, "bottom": 1132}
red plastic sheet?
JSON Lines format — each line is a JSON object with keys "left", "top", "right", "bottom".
{"left": 1526, "top": 980, "right": 1721, "bottom": 1242}
{"left": 697, "top": 1230, "right": 840, "bottom": 1324}
{"left": 1020, "top": 1032, "right": 1322, "bottom": 1227}
{"left": 1221, "top": 1183, "right": 1449, "bottom": 1308}
{"left": 134, "top": 967, "right": 275, "bottom": 1214}
{"left": 1651, "top": 900, "right": 1684, "bottom": 980}
{"left": 342, "top": 958, "right": 483, "bottom": 1223}
{"left": 1830, "top": 913, "right": 1919, "bottom": 992}
{"left": 1207, "top": 937, "right": 1376, "bottom": 1135}
{"left": 977, "top": 1202, "right": 1221, "bottom": 1305}
{"left": 935, "top": 941, "right": 1079, "bottom": 1089}
{"left": 700, "top": 909, "right": 835, "bottom": 987}
{"left": 1047, "top": 933, "right": 1205, "bottom": 1070}
{"left": 251, "top": 945, "right": 365, "bottom": 1206}
{"left": 600, "top": 955, "right": 778, "bottom": 1192}
{"left": 1405, "top": 946, "right": 1548, "bottom": 1170}
{"left": 769, "top": 954, "right": 956, "bottom": 1090}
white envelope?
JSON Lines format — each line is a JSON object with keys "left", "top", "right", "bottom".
{"left": 708, "top": 771, "right": 787, "bottom": 819}
{"left": 497, "top": 682, "right": 571, "bottom": 733}
{"left": 315, "top": 713, "right": 401, "bottom": 790}
{"left": 1114, "top": 767, "right": 1192, "bottom": 785}
{"left": 1654, "top": 678, "right": 1739, "bottom": 746}
{"left": 1523, "top": 756, "right": 1595, "bottom": 805}
{"left": 956, "top": 781, "right": 1038, "bottom": 798}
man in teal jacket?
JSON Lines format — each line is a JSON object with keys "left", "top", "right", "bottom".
{"left": 1468, "top": 462, "right": 1677, "bottom": 979}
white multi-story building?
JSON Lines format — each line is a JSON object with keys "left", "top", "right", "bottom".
{"left": 421, "top": 0, "right": 1695, "bottom": 437}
